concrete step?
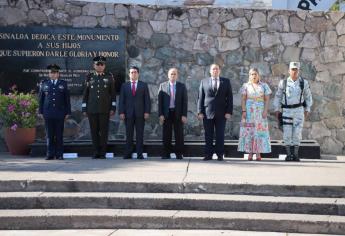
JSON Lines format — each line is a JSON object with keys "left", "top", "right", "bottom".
{"left": 30, "top": 139, "right": 321, "bottom": 159}
{"left": 0, "top": 229, "right": 343, "bottom": 236}
{"left": 1, "top": 192, "right": 344, "bottom": 216}
{"left": 0, "top": 209, "right": 344, "bottom": 233}
{"left": 1, "top": 180, "right": 344, "bottom": 198}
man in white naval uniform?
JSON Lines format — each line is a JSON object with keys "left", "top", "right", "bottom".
{"left": 273, "top": 62, "right": 313, "bottom": 161}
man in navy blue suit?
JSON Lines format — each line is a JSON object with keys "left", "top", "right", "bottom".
{"left": 197, "top": 64, "right": 233, "bottom": 161}
{"left": 119, "top": 66, "right": 151, "bottom": 159}
{"left": 39, "top": 64, "right": 71, "bottom": 160}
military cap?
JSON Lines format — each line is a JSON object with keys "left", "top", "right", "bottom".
{"left": 289, "top": 62, "right": 300, "bottom": 70}
{"left": 93, "top": 56, "right": 106, "bottom": 63}
{"left": 47, "top": 64, "right": 60, "bottom": 72}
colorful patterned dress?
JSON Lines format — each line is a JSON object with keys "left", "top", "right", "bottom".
{"left": 238, "top": 82, "right": 272, "bottom": 153}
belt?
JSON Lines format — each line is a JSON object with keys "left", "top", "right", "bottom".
{"left": 281, "top": 103, "right": 303, "bottom": 109}
{"left": 248, "top": 97, "right": 264, "bottom": 102}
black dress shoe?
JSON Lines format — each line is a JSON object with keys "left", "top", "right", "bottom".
{"left": 56, "top": 156, "right": 64, "bottom": 160}
{"left": 285, "top": 155, "right": 293, "bottom": 161}
{"left": 176, "top": 154, "right": 183, "bottom": 160}
{"left": 92, "top": 155, "right": 100, "bottom": 159}
{"left": 292, "top": 155, "right": 300, "bottom": 162}
{"left": 123, "top": 155, "right": 132, "bottom": 159}
{"left": 99, "top": 155, "right": 106, "bottom": 159}
{"left": 45, "top": 156, "right": 54, "bottom": 160}
{"left": 137, "top": 154, "right": 144, "bottom": 159}
{"left": 217, "top": 156, "right": 224, "bottom": 161}
{"left": 161, "top": 155, "right": 170, "bottom": 159}
{"left": 203, "top": 156, "right": 212, "bottom": 161}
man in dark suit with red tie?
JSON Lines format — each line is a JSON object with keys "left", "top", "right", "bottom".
{"left": 197, "top": 64, "right": 233, "bottom": 161}
{"left": 119, "top": 66, "right": 151, "bottom": 159}
{"left": 158, "top": 68, "right": 188, "bottom": 159}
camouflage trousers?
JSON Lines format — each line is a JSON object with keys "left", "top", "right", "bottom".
{"left": 282, "top": 107, "right": 304, "bottom": 146}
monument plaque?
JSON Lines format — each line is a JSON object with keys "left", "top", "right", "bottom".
{"left": 0, "top": 26, "right": 126, "bottom": 94}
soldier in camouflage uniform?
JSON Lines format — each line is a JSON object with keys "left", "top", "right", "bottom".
{"left": 273, "top": 62, "right": 313, "bottom": 161}
{"left": 82, "top": 56, "right": 116, "bottom": 159}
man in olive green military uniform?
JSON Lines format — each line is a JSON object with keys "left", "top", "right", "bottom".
{"left": 82, "top": 56, "right": 116, "bottom": 159}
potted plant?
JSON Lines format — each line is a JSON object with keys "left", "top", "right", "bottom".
{"left": 0, "top": 86, "right": 38, "bottom": 155}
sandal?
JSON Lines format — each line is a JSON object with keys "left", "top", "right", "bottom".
{"left": 248, "top": 154, "right": 253, "bottom": 161}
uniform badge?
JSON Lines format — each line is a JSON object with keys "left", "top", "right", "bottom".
{"left": 58, "top": 85, "right": 64, "bottom": 89}
{"left": 103, "top": 78, "right": 108, "bottom": 83}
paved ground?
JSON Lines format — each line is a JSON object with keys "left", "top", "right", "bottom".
{"left": 0, "top": 153, "right": 345, "bottom": 186}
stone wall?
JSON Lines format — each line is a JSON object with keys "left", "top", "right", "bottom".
{"left": 1, "top": 0, "right": 345, "bottom": 154}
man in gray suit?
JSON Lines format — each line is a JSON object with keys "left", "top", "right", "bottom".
{"left": 119, "top": 66, "right": 151, "bottom": 159}
{"left": 197, "top": 64, "right": 233, "bottom": 161}
{"left": 158, "top": 68, "right": 188, "bottom": 159}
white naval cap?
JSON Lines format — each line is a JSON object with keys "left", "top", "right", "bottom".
{"left": 289, "top": 62, "right": 300, "bottom": 70}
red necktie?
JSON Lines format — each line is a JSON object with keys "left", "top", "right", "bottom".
{"left": 132, "top": 81, "right": 136, "bottom": 96}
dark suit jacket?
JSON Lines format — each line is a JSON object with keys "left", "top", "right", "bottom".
{"left": 197, "top": 77, "right": 233, "bottom": 119}
{"left": 158, "top": 81, "right": 187, "bottom": 119}
{"left": 39, "top": 79, "right": 71, "bottom": 119}
{"left": 119, "top": 80, "right": 151, "bottom": 118}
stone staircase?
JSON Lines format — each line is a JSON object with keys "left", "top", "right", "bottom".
{"left": 0, "top": 180, "right": 344, "bottom": 233}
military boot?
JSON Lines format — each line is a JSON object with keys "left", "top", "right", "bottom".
{"left": 293, "top": 145, "right": 300, "bottom": 162}
{"left": 285, "top": 145, "right": 293, "bottom": 161}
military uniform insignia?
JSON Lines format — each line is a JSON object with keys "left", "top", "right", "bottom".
{"left": 103, "top": 78, "right": 108, "bottom": 83}
{"left": 58, "top": 85, "right": 64, "bottom": 89}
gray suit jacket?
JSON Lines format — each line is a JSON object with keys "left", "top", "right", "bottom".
{"left": 158, "top": 81, "right": 187, "bottom": 119}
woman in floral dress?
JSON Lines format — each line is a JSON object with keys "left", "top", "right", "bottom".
{"left": 238, "top": 68, "right": 272, "bottom": 160}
